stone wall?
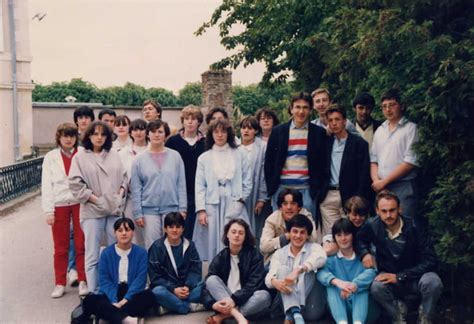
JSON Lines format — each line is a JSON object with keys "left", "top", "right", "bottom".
{"left": 201, "top": 69, "right": 233, "bottom": 120}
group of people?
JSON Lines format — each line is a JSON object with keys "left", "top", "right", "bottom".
{"left": 41, "top": 88, "right": 443, "bottom": 324}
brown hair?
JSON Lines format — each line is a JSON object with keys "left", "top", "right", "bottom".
{"left": 344, "top": 196, "right": 370, "bottom": 217}
{"left": 222, "top": 218, "right": 256, "bottom": 248}
{"left": 180, "top": 105, "right": 204, "bottom": 126}
{"left": 143, "top": 99, "right": 162, "bottom": 117}
{"left": 206, "top": 119, "right": 237, "bottom": 149}
{"left": 55, "top": 123, "right": 79, "bottom": 148}
{"left": 82, "top": 121, "right": 114, "bottom": 151}
{"left": 325, "top": 104, "right": 347, "bottom": 119}
{"left": 375, "top": 190, "right": 400, "bottom": 208}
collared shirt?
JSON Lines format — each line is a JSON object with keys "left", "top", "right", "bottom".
{"left": 329, "top": 136, "right": 347, "bottom": 187}
{"left": 115, "top": 244, "right": 132, "bottom": 283}
{"left": 370, "top": 117, "right": 418, "bottom": 181}
{"left": 336, "top": 250, "right": 356, "bottom": 260}
{"left": 312, "top": 118, "right": 360, "bottom": 137}
{"left": 386, "top": 217, "right": 404, "bottom": 240}
{"left": 386, "top": 217, "right": 406, "bottom": 259}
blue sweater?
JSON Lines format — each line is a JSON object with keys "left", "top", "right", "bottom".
{"left": 98, "top": 243, "right": 148, "bottom": 303}
{"left": 130, "top": 149, "right": 187, "bottom": 218}
{"left": 317, "top": 252, "right": 376, "bottom": 292}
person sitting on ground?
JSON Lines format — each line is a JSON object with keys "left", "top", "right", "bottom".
{"left": 355, "top": 190, "right": 443, "bottom": 324}
{"left": 265, "top": 214, "right": 327, "bottom": 324}
{"left": 260, "top": 188, "right": 317, "bottom": 264}
{"left": 148, "top": 212, "right": 203, "bottom": 314}
{"left": 317, "top": 218, "right": 377, "bottom": 324}
{"left": 202, "top": 219, "right": 271, "bottom": 324}
{"left": 82, "top": 218, "right": 155, "bottom": 324}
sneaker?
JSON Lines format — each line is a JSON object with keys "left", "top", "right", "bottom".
{"left": 393, "top": 300, "right": 408, "bottom": 324}
{"left": 78, "top": 281, "right": 89, "bottom": 296}
{"left": 51, "top": 285, "right": 65, "bottom": 298}
{"left": 122, "top": 316, "right": 138, "bottom": 324}
{"left": 189, "top": 302, "right": 206, "bottom": 312}
{"left": 293, "top": 312, "right": 305, "bottom": 324}
{"left": 68, "top": 269, "right": 79, "bottom": 287}
{"left": 417, "top": 305, "right": 432, "bottom": 324}
{"left": 159, "top": 306, "right": 169, "bottom": 316}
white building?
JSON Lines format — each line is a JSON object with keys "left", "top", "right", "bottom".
{"left": 0, "top": 0, "right": 34, "bottom": 167}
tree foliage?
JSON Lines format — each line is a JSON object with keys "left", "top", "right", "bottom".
{"left": 199, "top": 0, "right": 474, "bottom": 299}
{"left": 177, "top": 82, "right": 203, "bottom": 106}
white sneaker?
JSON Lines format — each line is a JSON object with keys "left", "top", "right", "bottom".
{"left": 51, "top": 285, "right": 65, "bottom": 298}
{"left": 78, "top": 281, "right": 89, "bottom": 296}
{"left": 159, "top": 306, "right": 169, "bottom": 315}
{"left": 189, "top": 303, "right": 206, "bottom": 313}
{"left": 68, "top": 269, "right": 79, "bottom": 287}
{"left": 122, "top": 316, "right": 138, "bottom": 324}
{"left": 393, "top": 300, "right": 408, "bottom": 324}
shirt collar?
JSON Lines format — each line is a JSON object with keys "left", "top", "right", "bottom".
{"left": 288, "top": 242, "right": 308, "bottom": 258}
{"left": 386, "top": 217, "right": 404, "bottom": 240}
{"left": 382, "top": 116, "right": 409, "bottom": 129}
{"left": 290, "top": 120, "right": 309, "bottom": 130}
{"left": 336, "top": 250, "right": 356, "bottom": 260}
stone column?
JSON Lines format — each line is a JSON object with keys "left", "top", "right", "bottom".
{"left": 201, "top": 69, "right": 233, "bottom": 121}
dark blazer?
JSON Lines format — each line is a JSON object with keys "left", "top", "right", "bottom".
{"left": 201, "top": 246, "right": 266, "bottom": 309}
{"left": 264, "top": 120, "right": 328, "bottom": 200}
{"left": 320, "top": 132, "right": 371, "bottom": 205}
{"left": 355, "top": 215, "right": 438, "bottom": 282}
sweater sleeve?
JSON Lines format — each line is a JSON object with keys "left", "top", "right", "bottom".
{"left": 41, "top": 153, "right": 55, "bottom": 216}
{"left": 257, "top": 142, "right": 268, "bottom": 201}
{"left": 352, "top": 267, "right": 377, "bottom": 292}
{"left": 316, "top": 259, "right": 336, "bottom": 287}
{"left": 240, "top": 150, "right": 253, "bottom": 201}
{"left": 124, "top": 247, "right": 148, "bottom": 300}
{"left": 302, "top": 243, "right": 327, "bottom": 272}
{"left": 130, "top": 158, "right": 144, "bottom": 219}
{"left": 98, "top": 248, "right": 118, "bottom": 303}
{"left": 195, "top": 156, "right": 207, "bottom": 212}
{"left": 176, "top": 153, "right": 188, "bottom": 212}
{"left": 68, "top": 155, "right": 93, "bottom": 204}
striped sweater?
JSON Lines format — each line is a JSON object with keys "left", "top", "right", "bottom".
{"left": 280, "top": 123, "right": 309, "bottom": 188}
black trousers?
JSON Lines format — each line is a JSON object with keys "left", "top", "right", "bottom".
{"left": 83, "top": 284, "right": 155, "bottom": 324}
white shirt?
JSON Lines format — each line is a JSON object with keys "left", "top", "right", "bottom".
{"left": 115, "top": 245, "right": 132, "bottom": 283}
{"left": 212, "top": 143, "right": 235, "bottom": 181}
{"left": 370, "top": 117, "right": 418, "bottom": 181}
{"left": 227, "top": 254, "right": 241, "bottom": 293}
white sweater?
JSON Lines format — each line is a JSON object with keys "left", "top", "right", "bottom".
{"left": 41, "top": 148, "right": 81, "bottom": 216}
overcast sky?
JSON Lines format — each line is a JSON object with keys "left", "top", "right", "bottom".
{"left": 29, "top": 0, "right": 265, "bottom": 92}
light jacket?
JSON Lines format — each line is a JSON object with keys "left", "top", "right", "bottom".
{"left": 69, "top": 149, "right": 128, "bottom": 219}
{"left": 259, "top": 208, "right": 317, "bottom": 263}
{"left": 195, "top": 147, "right": 252, "bottom": 212}
{"left": 41, "top": 147, "right": 81, "bottom": 216}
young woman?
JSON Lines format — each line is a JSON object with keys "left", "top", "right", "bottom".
{"left": 69, "top": 121, "right": 128, "bottom": 294}
{"left": 165, "top": 105, "right": 206, "bottom": 239}
{"left": 317, "top": 218, "right": 377, "bottom": 324}
{"left": 41, "top": 123, "right": 87, "bottom": 298}
{"left": 113, "top": 115, "right": 132, "bottom": 151}
{"left": 203, "top": 219, "right": 271, "bottom": 324}
{"left": 239, "top": 116, "right": 267, "bottom": 236}
{"left": 83, "top": 218, "right": 155, "bottom": 324}
{"left": 193, "top": 119, "right": 252, "bottom": 261}
{"left": 130, "top": 120, "right": 187, "bottom": 249}
{"left": 255, "top": 107, "right": 279, "bottom": 142}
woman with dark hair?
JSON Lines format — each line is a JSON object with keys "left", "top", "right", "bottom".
{"left": 113, "top": 115, "right": 132, "bottom": 151}
{"left": 130, "top": 120, "right": 187, "bottom": 249}
{"left": 203, "top": 219, "right": 271, "bottom": 324}
{"left": 193, "top": 119, "right": 252, "bottom": 261}
{"left": 42, "top": 123, "right": 87, "bottom": 298}
{"left": 238, "top": 116, "right": 268, "bottom": 236}
{"left": 69, "top": 121, "right": 128, "bottom": 294}
{"left": 83, "top": 218, "right": 155, "bottom": 324}
{"left": 317, "top": 218, "right": 377, "bottom": 324}
{"left": 255, "top": 107, "right": 279, "bottom": 142}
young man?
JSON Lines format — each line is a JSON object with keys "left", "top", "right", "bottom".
{"left": 266, "top": 214, "right": 327, "bottom": 324}
{"left": 98, "top": 108, "right": 117, "bottom": 131}
{"left": 355, "top": 191, "right": 443, "bottom": 324}
{"left": 73, "top": 106, "right": 95, "bottom": 142}
{"left": 148, "top": 212, "right": 203, "bottom": 314}
{"left": 260, "top": 189, "right": 317, "bottom": 264}
{"left": 352, "top": 92, "right": 382, "bottom": 150}
{"left": 142, "top": 99, "right": 162, "bottom": 123}
{"left": 311, "top": 88, "right": 358, "bottom": 136}
{"left": 319, "top": 105, "right": 371, "bottom": 237}
{"left": 370, "top": 89, "right": 419, "bottom": 223}
{"left": 264, "top": 92, "right": 327, "bottom": 217}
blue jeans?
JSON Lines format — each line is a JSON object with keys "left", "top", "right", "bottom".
{"left": 152, "top": 283, "right": 203, "bottom": 314}
{"left": 326, "top": 286, "right": 369, "bottom": 323}
{"left": 68, "top": 226, "right": 76, "bottom": 271}
{"left": 80, "top": 215, "right": 117, "bottom": 294}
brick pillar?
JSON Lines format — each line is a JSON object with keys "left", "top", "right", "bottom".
{"left": 201, "top": 70, "right": 233, "bottom": 122}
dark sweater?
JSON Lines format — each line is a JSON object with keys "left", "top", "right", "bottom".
{"left": 166, "top": 132, "right": 206, "bottom": 202}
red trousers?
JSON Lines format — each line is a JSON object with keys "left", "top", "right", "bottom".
{"left": 52, "top": 204, "right": 86, "bottom": 285}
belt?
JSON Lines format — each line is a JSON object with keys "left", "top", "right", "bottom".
{"left": 329, "top": 185, "right": 339, "bottom": 190}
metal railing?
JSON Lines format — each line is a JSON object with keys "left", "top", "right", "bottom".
{"left": 0, "top": 157, "right": 44, "bottom": 204}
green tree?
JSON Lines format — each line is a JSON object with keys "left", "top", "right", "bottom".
{"left": 178, "top": 82, "right": 202, "bottom": 106}
{"left": 32, "top": 78, "right": 101, "bottom": 102}
{"left": 146, "top": 87, "right": 179, "bottom": 106}
{"left": 200, "top": 0, "right": 474, "bottom": 303}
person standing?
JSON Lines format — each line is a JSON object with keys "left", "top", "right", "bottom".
{"left": 113, "top": 115, "right": 133, "bottom": 152}
{"left": 370, "top": 89, "right": 419, "bottom": 223}
{"left": 142, "top": 99, "right": 162, "bottom": 123}
{"left": 41, "top": 123, "right": 87, "bottom": 298}
{"left": 193, "top": 119, "right": 252, "bottom": 261}
{"left": 69, "top": 121, "right": 128, "bottom": 294}
{"left": 165, "top": 105, "right": 206, "bottom": 239}
{"left": 130, "top": 120, "right": 187, "bottom": 250}
{"left": 255, "top": 107, "right": 280, "bottom": 143}
{"left": 352, "top": 92, "right": 382, "bottom": 150}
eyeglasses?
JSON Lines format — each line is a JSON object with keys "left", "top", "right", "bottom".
{"left": 382, "top": 102, "right": 399, "bottom": 110}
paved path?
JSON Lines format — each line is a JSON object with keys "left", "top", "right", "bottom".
{"left": 0, "top": 196, "right": 212, "bottom": 323}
